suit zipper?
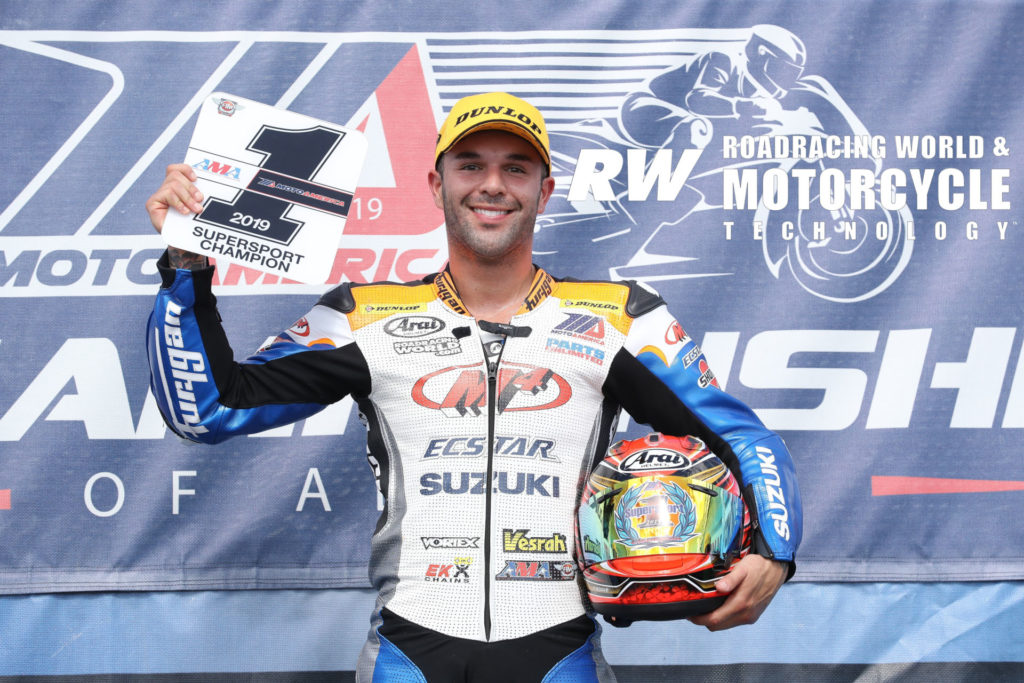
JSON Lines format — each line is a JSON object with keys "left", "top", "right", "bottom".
{"left": 482, "top": 333, "right": 505, "bottom": 642}
{"left": 484, "top": 367, "right": 496, "bottom": 641}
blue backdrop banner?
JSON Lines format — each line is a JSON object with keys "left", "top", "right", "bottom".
{"left": 1, "top": 0, "right": 1022, "bottom": 594}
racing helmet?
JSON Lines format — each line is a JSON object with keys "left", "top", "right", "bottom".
{"left": 576, "top": 433, "right": 750, "bottom": 625}
{"left": 745, "top": 24, "right": 807, "bottom": 97}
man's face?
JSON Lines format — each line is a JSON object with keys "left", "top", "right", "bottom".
{"left": 429, "top": 130, "right": 554, "bottom": 263}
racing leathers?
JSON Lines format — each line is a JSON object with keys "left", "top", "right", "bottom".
{"left": 147, "top": 255, "right": 802, "bottom": 680}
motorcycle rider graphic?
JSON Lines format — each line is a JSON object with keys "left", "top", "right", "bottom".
{"left": 534, "top": 25, "right": 912, "bottom": 302}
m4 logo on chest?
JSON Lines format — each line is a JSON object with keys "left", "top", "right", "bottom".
{"left": 412, "top": 363, "right": 572, "bottom": 417}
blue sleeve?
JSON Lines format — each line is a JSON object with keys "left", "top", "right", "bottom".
{"left": 146, "top": 256, "right": 368, "bottom": 444}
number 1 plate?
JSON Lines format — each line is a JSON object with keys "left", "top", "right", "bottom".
{"left": 161, "top": 92, "right": 367, "bottom": 284}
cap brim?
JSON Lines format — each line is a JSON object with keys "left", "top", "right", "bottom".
{"left": 438, "top": 120, "right": 551, "bottom": 170}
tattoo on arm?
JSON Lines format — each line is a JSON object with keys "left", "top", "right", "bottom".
{"left": 168, "top": 247, "right": 209, "bottom": 270}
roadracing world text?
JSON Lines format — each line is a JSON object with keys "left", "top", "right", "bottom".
{"left": 568, "top": 134, "right": 1013, "bottom": 212}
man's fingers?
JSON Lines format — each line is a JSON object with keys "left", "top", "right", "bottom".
{"left": 163, "top": 163, "right": 205, "bottom": 212}
{"left": 714, "top": 560, "right": 748, "bottom": 594}
{"left": 166, "top": 162, "right": 197, "bottom": 182}
{"left": 172, "top": 187, "right": 202, "bottom": 214}
{"left": 169, "top": 175, "right": 204, "bottom": 214}
{"left": 687, "top": 591, "right": 758, "bottom": 631}
{"left": 147, "top": 173, "right": 204, "bottom": 229}
{"left": 686, "top": 556, "right": 788, "bottom": 631}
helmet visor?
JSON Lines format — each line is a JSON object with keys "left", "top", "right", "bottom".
{"left": 579, "top": 475, "right": 743, "bottom": 569}
{"left": 763, "top": 57, "right": 804, "bottom": 93}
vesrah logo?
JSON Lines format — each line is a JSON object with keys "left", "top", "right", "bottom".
{"left": 502, "top": 529, "right": 567, "bottom": 554}
{"left": 385, "top": 316, "right": 445, "bottom": 338}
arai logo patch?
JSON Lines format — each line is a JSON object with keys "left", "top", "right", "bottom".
{"left": 384, "top": 316, "right": 445, "bottom": 338}
{"left": 619, "top": 448, "right": 691, "bottom": 472}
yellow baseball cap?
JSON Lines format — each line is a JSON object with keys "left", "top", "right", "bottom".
{"left": 434, "top": 92, "right": 551, "bottom": 173}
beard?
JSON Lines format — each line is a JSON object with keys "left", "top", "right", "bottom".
{"left": 441, "top": 188, "right": 539, "bottom": 262}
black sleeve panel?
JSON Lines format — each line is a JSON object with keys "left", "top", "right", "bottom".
{"left": 218, "top": 344, "right": 372, "bottom": 409}
{"left": 158, "top": 255, "right": 371, "bottom": 410}
{"left": 602, "top": 348, "right": 740, "bottom": 472}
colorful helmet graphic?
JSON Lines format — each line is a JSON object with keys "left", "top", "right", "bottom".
{"left": 576, "top": 433, "right": 750, "bottom": 625}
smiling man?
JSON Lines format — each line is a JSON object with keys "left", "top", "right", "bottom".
{"left": 428, "top": 96, "right": 555, "bottom": 324}
{"left": 146, "top": 92, "right": 801, "bottom": 683}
